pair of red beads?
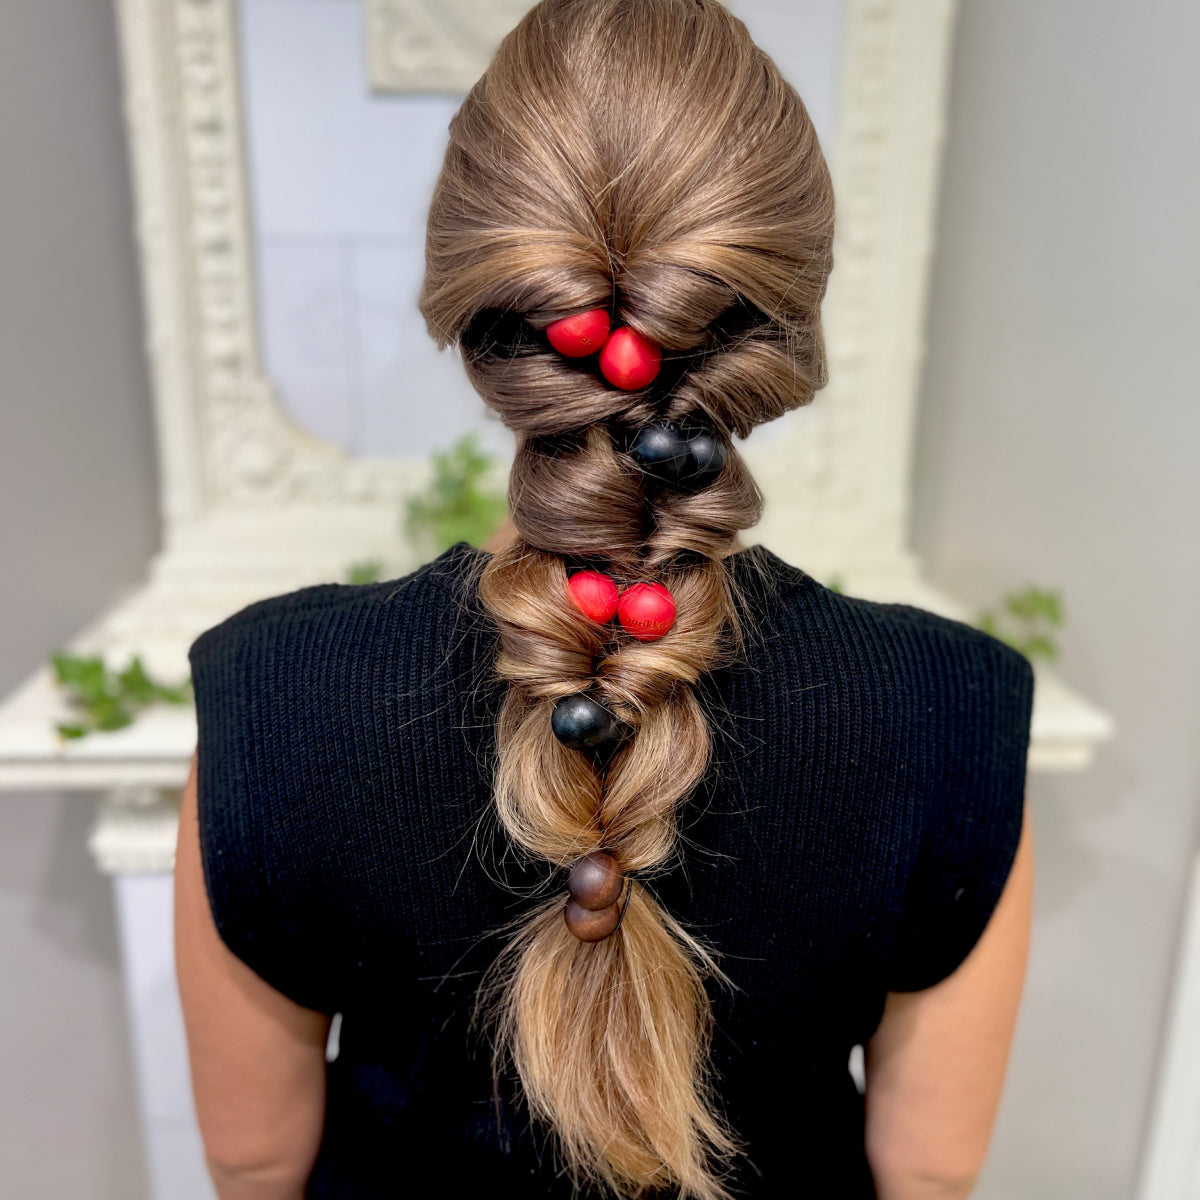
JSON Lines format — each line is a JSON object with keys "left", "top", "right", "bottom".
{"left": 544, "top": 309, "right": 662, "bottom": 391}
{"left": 568, "top": 571, "right": 676, "bottom": 642}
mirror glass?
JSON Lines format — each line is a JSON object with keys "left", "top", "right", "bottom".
{"left": 237, "top": 0, "right": 845, "bottom": 461}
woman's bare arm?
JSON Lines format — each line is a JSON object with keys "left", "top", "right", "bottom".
{"left": 863, "top": 805, "right": 1034, "bottom": 1198}
{"left": 175, "top": 750, "right": 331, "bottom": 1200}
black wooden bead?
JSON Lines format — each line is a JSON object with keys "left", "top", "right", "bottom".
{"left": 551, "top": 693, "right": 624, "bottom": 753}
{"left": 628, "top": 422, "right": 692, "bottom": 486}
{"left": 568, "top": 852, "right": 625, "bottom": 910}
{"left": 628, "top": 419, "right": 728, "bottom": 491}
{"left": 682, "top": 428, "right": 727, "bottom": 488}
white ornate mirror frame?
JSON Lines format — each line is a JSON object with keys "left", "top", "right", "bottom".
{"left": 0, "top": 5, "right": 1121, "bottom": 1194}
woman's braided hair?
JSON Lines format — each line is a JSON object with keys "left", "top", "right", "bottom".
{"left": 419, "top": 2, "right": 835, "bottom": 1195}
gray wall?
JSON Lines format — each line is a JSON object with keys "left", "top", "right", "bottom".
{"left": 912, "top": 1, "right": 1200, "bottom": 1196}
{"left": 0, "top": 0, "right": 158, "bottom": 1195}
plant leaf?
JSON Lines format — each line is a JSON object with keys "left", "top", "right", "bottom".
{"left": 405, "top": 432, "right": 507, "bottom": 554}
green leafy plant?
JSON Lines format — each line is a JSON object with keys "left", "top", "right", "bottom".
{"left": 975, "top": 585, "right": 1064, "bottom": 662}
{"left": 51, "top": 652, "right": 193, "bottom": 741}
{"left": 345, "top": 559, "right": 385, "bottom": 585}
{"left": 404, "top": 432, "right": 508, "bottom": 555}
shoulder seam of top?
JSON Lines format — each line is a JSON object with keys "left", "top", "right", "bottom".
{"left": 187, "top": 542, "right": 479, "bottom": 662}
{"left": 738, "top": 544, "right": 821, "bottom": 596}
{"left": 797, "top": 584, "right": 1036, "bottom": 681}
{"left": 836, "top": 590, "right": 1011, "bottom": 643}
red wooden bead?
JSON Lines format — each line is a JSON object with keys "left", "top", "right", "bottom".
{"left": 567, "top": 571, "right": 619, "bottom": 624}
{"left": 545, "top": 308, "right": 611, "bottom": 357}
{"left": 598, "top": 326, "right": 662, "bottom": 390}
{"left": 617, "top": 581, "right": 676, "bottom": 642}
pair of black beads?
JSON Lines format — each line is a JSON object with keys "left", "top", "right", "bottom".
{"left": 565, "top": 850, "right": 627, "bottom": 942}
{"left": 627, "top": 419, "right": 727, "bottom": 490}
{"left": 551, "top": 693, "right": 627, "bottom": 756}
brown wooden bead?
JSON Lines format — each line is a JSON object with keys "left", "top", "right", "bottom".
{"left": 567, "top": 851, "right": 624, "bottom": 911}
{"left": 564, "top": 898, "right": 621, "bottom": 942}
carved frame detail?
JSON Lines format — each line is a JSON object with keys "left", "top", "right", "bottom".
{"left": 366, "top": 0, "right": 535, "bottom": 93}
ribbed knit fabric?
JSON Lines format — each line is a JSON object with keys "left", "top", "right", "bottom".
{"left": 188, "top": 541, "right": 1035, "bottom": 1199}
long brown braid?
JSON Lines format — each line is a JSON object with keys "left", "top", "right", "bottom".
{"left": 419, "top": 2, "right": 835, "bottom": 1195}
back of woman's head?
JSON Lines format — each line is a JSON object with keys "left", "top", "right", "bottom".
{"left": 419, "top": 2, "right": 834, "bottom": 1195}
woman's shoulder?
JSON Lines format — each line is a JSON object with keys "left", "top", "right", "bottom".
{"left": 186, "top": 541, "right": 487, "bottom": 668}
{"left": 739, "top": 545, "right": 1035, "bottom": 706}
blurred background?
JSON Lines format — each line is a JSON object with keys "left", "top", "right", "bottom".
{"left": 0, "top": 1, "right": 1196, "bottom": 1197}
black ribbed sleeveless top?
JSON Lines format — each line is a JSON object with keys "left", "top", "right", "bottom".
{"left": 187, "top": 541, "right": 1034, "bottom": 1199}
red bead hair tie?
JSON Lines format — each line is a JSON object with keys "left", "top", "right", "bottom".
{"left": 616, "top": 582, "right": 676, "bottom": 642}
{"left": 543, "top": 308, "right": 662, "bottom": 391}
{"left": 545, "top": 308, "right": 611, "bottom": 357}
{"left": 566, "top": 571, "right": 676, "bottom": 641}
{"left": 598, "top": 327, "right": 661, "bottom": 390}
{"left": 566, "top": 570, "right": 620, "bottom": 624}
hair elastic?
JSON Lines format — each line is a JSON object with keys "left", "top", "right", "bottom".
{"left": 627, "top": 419, "right": 728, "bottom": 489}
{"left": 566, "top": 571, "right": 677, "bottom": 642}
{"left": 551, "top": 692, "right": 627, "bottom": 754}
{"left": 610, "top": 873, "right": 634, "bottom": 937}
{"left": 598, "top": 326, "right": 661, "bottom": 390}
{"left": 541, "top": 308, "right": 663, "bottom": 390}
{"left": 563, "top": 868, "right": 634, "bottom": 943}
{"left": 567, "top": 570, "right": 620, "bottom": 624}
{"left": 545, "top": 308, "right": 611, "bottom": 357}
